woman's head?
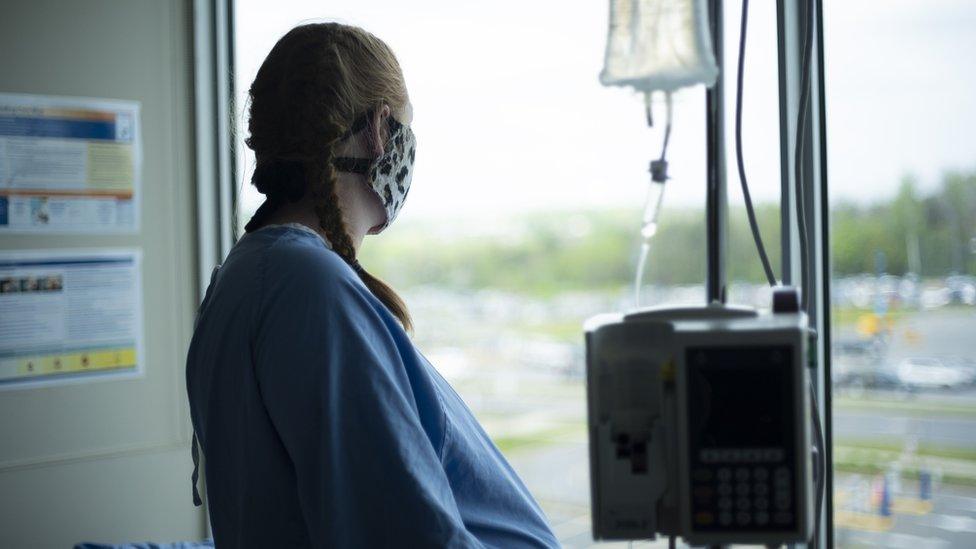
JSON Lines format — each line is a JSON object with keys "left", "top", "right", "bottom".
{"left": 245, "top": 22, "right": 413, "bottom": 330}
{"left": 246, "top": 23, "right": 410, "bottom": 158}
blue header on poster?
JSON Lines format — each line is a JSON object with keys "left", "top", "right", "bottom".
{"left": 0, "top": 116, "right": 119, "bottom": 141}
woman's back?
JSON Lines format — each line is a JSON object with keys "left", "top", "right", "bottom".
{"left": 186, "top": 225, "right": 558, "bottom": 548}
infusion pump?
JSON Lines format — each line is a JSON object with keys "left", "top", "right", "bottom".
{"left": 585, "top": 295, "right": 813, "bottom": 546}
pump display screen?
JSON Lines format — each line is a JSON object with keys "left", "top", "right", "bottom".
{"left": 685, "top": 345, "right": 797, "bottom": 533}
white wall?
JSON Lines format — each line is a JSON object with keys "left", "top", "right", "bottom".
{"left": 0, "top": 0, "right": 205, "bottom": 546}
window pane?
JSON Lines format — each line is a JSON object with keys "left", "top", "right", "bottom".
{"left": 234, "top": 1, "right": 706, "bottom": 545}
{"left": 825, "top": 2, "right": 976, "bottom": 547}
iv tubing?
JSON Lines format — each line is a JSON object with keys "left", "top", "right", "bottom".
{"left": 634, "top": 93, "right": 672, "bottom": 307}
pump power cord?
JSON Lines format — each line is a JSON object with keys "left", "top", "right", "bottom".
{"left": 735, "top": 0, "right": 777, "bottom": 287}
{"left": 810, "top": 381, "right": 826, "bottom": 548}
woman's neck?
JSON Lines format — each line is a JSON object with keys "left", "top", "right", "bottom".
{"left": 264, "top": 199, "right": 366, "bottom": 253}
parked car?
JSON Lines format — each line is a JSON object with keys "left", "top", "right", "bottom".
{"left": 897, "top": 357, "right": 973, "bottom": 390}
{"left": 946, "top": 275, "right": 976, "bottom": 305}
{"left": 832, "top": 339, "right": 903, "bottom": 391}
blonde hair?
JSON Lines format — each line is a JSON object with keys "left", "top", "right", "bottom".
{"left": 245, "top": 23, "right": 412, "bottom": 330}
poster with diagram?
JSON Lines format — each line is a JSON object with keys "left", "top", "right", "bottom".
{"left": 0, "top": 93, "right": 141, "bottom": 233}
{"left": 0, "top": 249, "right": 144, "bottom": 389}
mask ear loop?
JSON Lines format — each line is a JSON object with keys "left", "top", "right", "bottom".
{"left": 332, "top": 157, "right": 371, "bottom": 174}
{"left": 333, "top": 109, "right": 403, "bottom": 174}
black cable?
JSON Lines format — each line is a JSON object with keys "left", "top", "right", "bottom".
{"left": 795, "top": 0, "right": 815, "bottom": 312}
{"left": 810, "top": 381, "right": 826, "bottom": 548}
{"left": 736, "top": 0, "right": 778, "bottom": 287}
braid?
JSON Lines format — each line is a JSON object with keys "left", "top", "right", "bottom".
{"left": 311, "top": 144, "right": 358, "bottom": 262}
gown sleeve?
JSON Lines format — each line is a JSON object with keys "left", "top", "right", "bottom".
{"left": 252, "top": 243, "right": 483, "bottom": 548}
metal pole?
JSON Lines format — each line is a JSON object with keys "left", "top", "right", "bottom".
{"left": 706, "top": 0, "right": 727, "bottom": 303}
{"left": 813, "top": 1, "right": 834, "bottom": 545}
{"left": 776, "top": 0, "right": 797, "bottom": 287}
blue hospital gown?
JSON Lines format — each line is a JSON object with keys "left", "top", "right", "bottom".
{"left": 185, "top": 224, "right": 559, "bottom": 548}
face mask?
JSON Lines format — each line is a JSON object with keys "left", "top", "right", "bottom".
{"left": 334, "top": 111, "right": 416, "bottom": 232}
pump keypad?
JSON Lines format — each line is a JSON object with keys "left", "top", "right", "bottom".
{"left": 690, "top": 451, "right": 796, "bottom": 532}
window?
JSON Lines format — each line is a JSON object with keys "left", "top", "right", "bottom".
{"left": 230, "top": 1, "right": 976, "bottom": 546}
{"left": 233, "top": 1, "right": 707, "bottom": 544}
{"left": 824, "top": 2, "right": 976, "bottom": 547}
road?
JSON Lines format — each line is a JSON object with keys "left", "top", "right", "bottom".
{"left": 833, "top": 409, "right": 976, "bottom": 449}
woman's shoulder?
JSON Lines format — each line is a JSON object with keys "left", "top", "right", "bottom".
{"left": 244, "top": 224, "right": 394, "bottom": 329}
{"left": 239, "top": 224, "right": 399, "bottom": 336}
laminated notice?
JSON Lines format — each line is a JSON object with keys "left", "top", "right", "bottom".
{"left": 0, "top": 93, "right": 142, "bottom": 233}
{"left": 0, "top": 249, "right": 144, "bottom": 389}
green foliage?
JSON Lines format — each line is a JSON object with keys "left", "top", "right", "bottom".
{"left": 360, "top": 210, "right": 640, "bottom": 295}
{"left": 360, "top": 172, "right": 976, "bottom": 295}
{"left": 831, "top": 172, "right": 976, "bottom": 276}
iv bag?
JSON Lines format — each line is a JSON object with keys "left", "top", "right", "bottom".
{"left": 601, "top": 0, "right": 719, "bottom": 93}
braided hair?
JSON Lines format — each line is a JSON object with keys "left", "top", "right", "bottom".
{"left": 244, "top": 23, "right": 412, "bottom": 331}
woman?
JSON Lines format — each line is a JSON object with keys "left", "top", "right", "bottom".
{"left": 186, "top": 23, "right": 559, "bottom": 548}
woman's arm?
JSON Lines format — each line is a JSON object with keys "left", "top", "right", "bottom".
{"left": 253, "top": 245, "right": 481, "bottom": 547}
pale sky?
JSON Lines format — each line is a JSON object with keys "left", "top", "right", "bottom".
{"left": 233, "top": 0, "right": 976, "bottom": 224}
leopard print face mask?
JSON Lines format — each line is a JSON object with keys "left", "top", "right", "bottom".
{"left": 334, "top": 111, "right": 416, "bottom": 233}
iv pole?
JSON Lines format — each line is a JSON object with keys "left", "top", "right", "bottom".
{"left": 705, "top": 0, "right": 728, "bottom": 304}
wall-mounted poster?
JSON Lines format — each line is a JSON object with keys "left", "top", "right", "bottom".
{"left": 0, "top": 93, "right": 141, "bottom": 233}
{"left": 0, "top": 249, "right": 144, "bottom": 389}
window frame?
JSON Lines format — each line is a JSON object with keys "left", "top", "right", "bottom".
{"left": 774, "top": 0, "right": 832, "bottom": 546}
{"left": 193, "top": 0, "right": 237, "bottom": 303}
